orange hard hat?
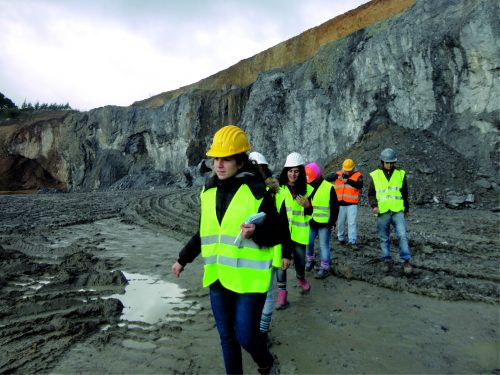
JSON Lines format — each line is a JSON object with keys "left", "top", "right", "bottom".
{"left": 305, "top": 162, "right": 320, "bottom": 183}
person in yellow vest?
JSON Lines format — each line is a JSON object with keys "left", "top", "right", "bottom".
{"left": 275, "top": 152, "right": 313, "bottom": 307}
{"left": 249, "top": 151, "right": 291, "bottom": 346}
{"left": 333, "top": 159, "right": 363, "bottom": 250}
{"left": 304, "top": 162, "right": 339, "bottom": 279}
{"left": 368, "top": 148, "right": 413, "bottom": 275}
{"left": 171, "top": 126, "right": 280, "bottom": 374}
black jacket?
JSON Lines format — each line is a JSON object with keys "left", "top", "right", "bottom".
{"left": 177, "top": 171, "right": 289, "bottom": 266}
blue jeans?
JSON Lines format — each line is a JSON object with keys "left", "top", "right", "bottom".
{"left": 337, "top": 205, "right": 358, "bottom": 244}
{"left": 209, "top": 280, "right": 273, "bottom": 374}
{"left": 376, "top": 211, "right": 411, "bottom": 262}
{"left": 260, "top": 268, "right": 276, "bottom": 333}
{"left": 276, "top": 242, "right": 306, "bottom": 282}
{"left": 306, "top": 226, "right": 331, "bottom": 270}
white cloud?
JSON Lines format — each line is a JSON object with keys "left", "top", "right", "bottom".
{"left": 0, "top": 0, "right": 367, "bottom": 110}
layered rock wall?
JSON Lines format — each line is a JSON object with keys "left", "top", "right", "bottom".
{"left": 1, "top": 0, "right": 498, "bottom": 191}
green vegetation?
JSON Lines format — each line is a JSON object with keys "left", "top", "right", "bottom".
{"left": 0, "top": 92, "right": 75, "bottom": 123}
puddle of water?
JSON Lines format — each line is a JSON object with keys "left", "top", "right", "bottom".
{"left": 105, "top": 271, "right": 192, "bottom": 324}
{"left": 122, "top": 339, "right": 157, "bottom": 350}
{"left": 46, "top": 219, "right": 197, "bottom": 325}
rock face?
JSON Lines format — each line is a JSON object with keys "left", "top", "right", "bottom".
{"left": 0, "top": 0, "right": 498, "bottom": 192}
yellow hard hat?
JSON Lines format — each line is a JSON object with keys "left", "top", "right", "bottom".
{"left": 342, "top": 159, "right": 355, "bottom": 171}
{"left": 206, "top": 125, "right": 251, "bottom": 157}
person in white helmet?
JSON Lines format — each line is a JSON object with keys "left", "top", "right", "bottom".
{"left": 249, "top": 151, "right": 291, "bottom": 345}
{"left": 368, "top": 148, "right": 412, "bottom": 275}
{"left": 275, "top": 152, "right": 313, "bottom": 308}
{"left": 249, "top": 151, "right": 280, "bottom": 193}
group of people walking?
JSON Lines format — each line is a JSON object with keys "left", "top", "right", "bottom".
{"left": 171, "top": 125, "right": 412, "bottom": 374}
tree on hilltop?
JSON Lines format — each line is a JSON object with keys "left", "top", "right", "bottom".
{"left": 0, "top": 92, "right": 17, "bottom": 110}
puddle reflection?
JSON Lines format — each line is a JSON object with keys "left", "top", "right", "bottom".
{"left": 106, "top": 271, "right": 192, "bottom": 324}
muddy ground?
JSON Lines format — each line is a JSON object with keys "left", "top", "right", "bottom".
{"left": 0, "top": 186, "right": 498, "bottom": 374}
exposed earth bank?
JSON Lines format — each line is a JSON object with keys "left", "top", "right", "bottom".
{"left": 0, "top": 186, "right": 498, "bottom": 374}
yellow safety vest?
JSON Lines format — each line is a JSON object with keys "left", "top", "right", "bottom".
{"left": 281, "top": 184, "right": 313, "bottom": 245}
{"left": 271, "top": 189, "right": 286, "bottom": 267}
{"left": 370, "top": 169, "right": 405, "bottom": 214}
{"left": 311, "top": 180, "right": 333, "bottom": 224}
{"left": 200, "top": 184, "right": 273, "bottom": 293}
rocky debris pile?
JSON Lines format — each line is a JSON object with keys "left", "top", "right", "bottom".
{"left": 323, "top": 124, "right": 499, "bottom": 210}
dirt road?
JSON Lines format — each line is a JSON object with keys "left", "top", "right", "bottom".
{"left": 0, "top": 188, "right": 498, "bottom": 374}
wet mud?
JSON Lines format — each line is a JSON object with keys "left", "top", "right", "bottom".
{"left": 0, "top": 188, "right": 498, "bottom": 374}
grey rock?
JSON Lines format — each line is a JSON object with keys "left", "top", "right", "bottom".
{"left": 445, "top": 194, "right": 466, "bottom": 209}
{"left": 418, "top": 166, "right": 435, "bottom": 174}
{"left": 464, "top": 194, "right": 475, "bottom": 203}
{"left": 474, "top": 179, "right": 492, "bottom": 190}
{"left": 2, "top": 0, "right": 499, "bottom": 194}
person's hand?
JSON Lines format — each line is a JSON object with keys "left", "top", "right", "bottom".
{"left": 240, "top": 223, "right": 256, "bottom": 239}
{"left": 296, "top": 195, "right": 309, "bottom": 208}
{"left": 371, "top": 207, "right": 380, "bottom": 215}
{"left": 329, "top": 225, "right": 335, "bottom": 233}
{"left": 404, "top": 212, "right": 409, "bottom": 219}
{"left": 171, "top": 261, "right": 184, "bottom": 278}
{"left": 281, "top": 258, "right": 291, "bottom": 270}
{"left": 265, "top": 177, "right": 280, "bottom": 192}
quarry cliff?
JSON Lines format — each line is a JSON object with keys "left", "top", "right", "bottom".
{"left": 0, "top": 0, "right": 498, "bottom": 200}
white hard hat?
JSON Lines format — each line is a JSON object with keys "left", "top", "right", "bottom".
{"left": 249, "top": 151, "right": 268, "bottom": 165}
{"left": 284, "top": 152, "right": 305, "bottom": 167}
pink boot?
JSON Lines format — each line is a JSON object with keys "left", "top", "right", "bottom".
{"left": 276, "top": 290, "right": 289, "bottom": 310}
{"left": 297, "top": 277, "right": 311, "bottom": 294}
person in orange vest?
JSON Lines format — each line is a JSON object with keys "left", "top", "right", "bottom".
{"left": 333, "top": 159, "right": 363, "bottom": 250}
{"left": 171, "top": 126, "right": 280, "bottom": 374}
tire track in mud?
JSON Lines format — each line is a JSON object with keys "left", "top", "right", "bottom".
{"left": 334, "top": 209, "right": 500, "bottom": 304}
{"left": 122, "top": 187, "right": 200, "bottom": 240}
{"left": 124, "top": 188, "right": 500, "bottom": 304}
{"left": 0, "top": 189, "right": 498, "bottom": 373}
{"left": 0, "top": 246, "right": 124, "bottom": 374}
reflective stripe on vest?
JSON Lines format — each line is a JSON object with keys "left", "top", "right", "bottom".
{"left": 200, "top": 184, "right": 273, "bottom": 293}
{"left": 370, "top": 169, "right": 405, "bottom": 214}
{"left": 281, "top": 184, "right": 313, "bottom": 245}
{"left": 334, "top": 171, "right": 362, "bottom": 204}
{"left": 311, "top": 180, "right": 333, "bottom": 224}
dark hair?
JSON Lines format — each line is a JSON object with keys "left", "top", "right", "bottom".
{"left": 250, "top": 160, "right": 273, "bottom": 181}
{"left": 235, "top": 153, "right": 260, "bottom": 175}
{"left": 279, "top": 165, "right": 307, "bottom": 195}
{"left": 210, "top": 153, "right": 259, "bottom": 178}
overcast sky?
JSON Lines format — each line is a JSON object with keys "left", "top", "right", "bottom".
{"left": 0, "top": 0, "right": 367, "bottom": 111}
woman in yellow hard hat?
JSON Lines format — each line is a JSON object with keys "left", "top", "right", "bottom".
{"left": 171, "top": 125, "right": 280, "bottom": 374}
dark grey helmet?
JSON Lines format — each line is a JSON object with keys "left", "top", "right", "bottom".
{"left": 380, "top": 148, "right": 397, "bottom": 163}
